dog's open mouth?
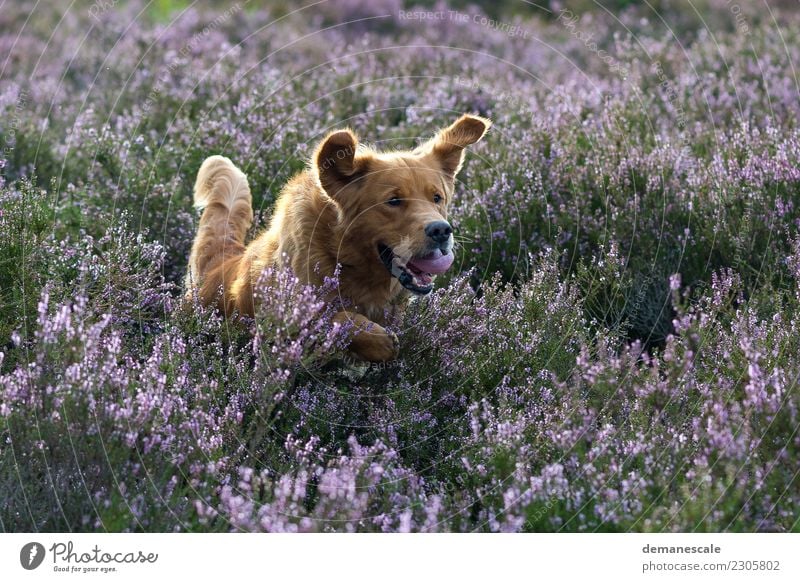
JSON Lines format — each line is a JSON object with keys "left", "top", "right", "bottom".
{"left": 378, "top": 243, "right": 454, "bottom": 295}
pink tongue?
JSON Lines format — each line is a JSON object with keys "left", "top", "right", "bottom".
{"left": 407, "top": 249, "right": 454, "bottom": 274}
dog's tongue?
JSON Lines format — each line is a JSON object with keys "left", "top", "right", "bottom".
{"left": 407, "top": 249, "right": 454, "bottom": 275}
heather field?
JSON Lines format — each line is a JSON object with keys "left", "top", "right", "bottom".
{"left": 1, "top": 0, "right": 800, "bottom": 532}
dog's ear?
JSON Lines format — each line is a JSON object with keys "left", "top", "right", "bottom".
{"left": 314, "top": 129, "right": 368, "bottom": 197}
{"left": 422, "top": 114, "right": 491, "bottom": 180}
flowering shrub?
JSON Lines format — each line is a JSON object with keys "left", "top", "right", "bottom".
{"left": 1, "top": 1, "right": 799, "bottom": 531}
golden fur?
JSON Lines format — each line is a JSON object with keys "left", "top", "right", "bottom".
{"left": 185, "top": 115, "right": 490, "bottom": 361}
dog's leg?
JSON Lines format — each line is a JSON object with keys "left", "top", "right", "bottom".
{"left": 333, "top": 311, "right": 399, "bottom": 362}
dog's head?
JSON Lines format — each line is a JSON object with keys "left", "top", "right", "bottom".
{"left": 314, "top": 114, "right": 490, "bottom": 295}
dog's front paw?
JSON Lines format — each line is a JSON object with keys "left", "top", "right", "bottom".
{"left": 351, "top": 325, "right": 399, "bottom": 363}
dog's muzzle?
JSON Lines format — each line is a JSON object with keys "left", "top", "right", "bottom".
{"left": 378, "top": 243, "right": 454, "bottom": 295}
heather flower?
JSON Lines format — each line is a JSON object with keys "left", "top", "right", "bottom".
{"left": 1, "top": 0, "right": 800, "bottom": 533}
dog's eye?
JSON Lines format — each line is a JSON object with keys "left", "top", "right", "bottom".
{"left": 386, "top": 197, "right": 403, "bottom": 207}
{"left": 433, "top": 193, "right": 443, "bottom": 204}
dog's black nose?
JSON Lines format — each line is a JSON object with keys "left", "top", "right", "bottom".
{"left": 425, "top": 220, "right": 453, "bottom": 244}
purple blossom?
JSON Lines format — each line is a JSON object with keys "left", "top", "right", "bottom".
{"left": 1, "top": 1, "right": 799, "bottom": 533}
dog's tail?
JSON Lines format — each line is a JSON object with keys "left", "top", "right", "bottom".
{"left": 185, "top": 156, "right": 253, "bottom": 299}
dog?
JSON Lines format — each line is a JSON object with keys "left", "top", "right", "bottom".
{"left": 185, "top": 114, "right": 490, "bottom": 362}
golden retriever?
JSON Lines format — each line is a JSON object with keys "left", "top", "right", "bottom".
{"left": 185, "top": 114, "right": 490, "bottom": 361}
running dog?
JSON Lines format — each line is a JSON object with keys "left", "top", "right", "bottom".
{"left": 185, "top": 114, "right": 490, "bottom": 361}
